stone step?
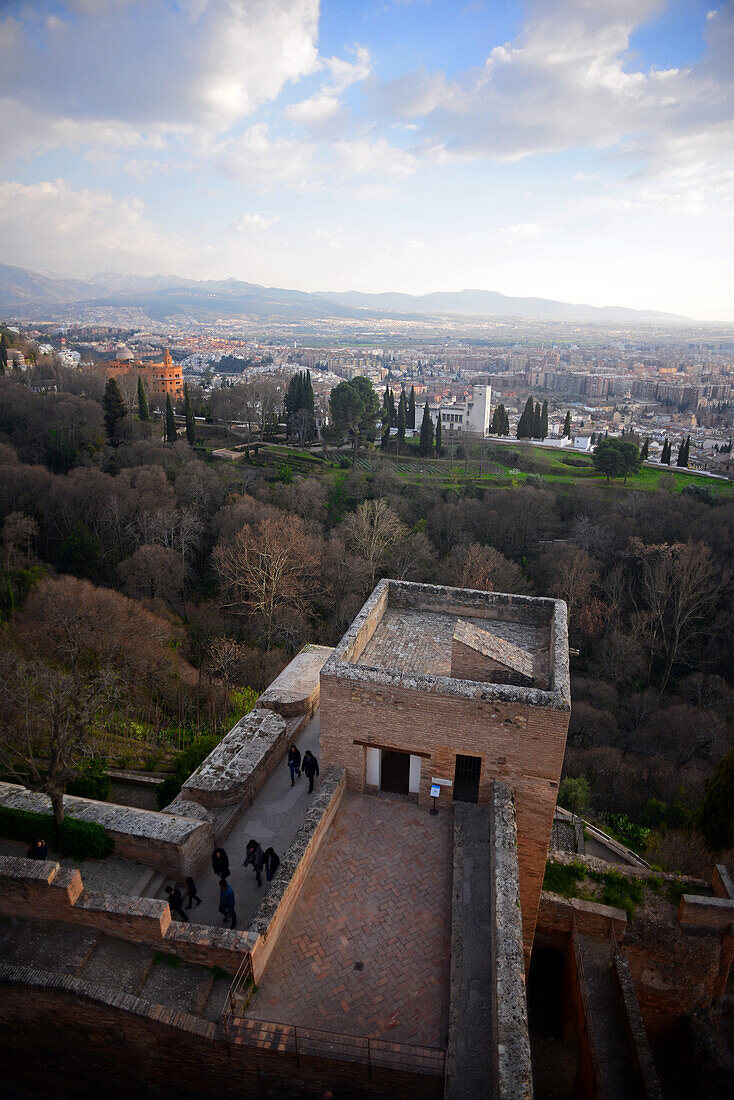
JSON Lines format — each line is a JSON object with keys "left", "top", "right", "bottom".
{"left": 132, "top": 867, "right": 167, "bottom": 899}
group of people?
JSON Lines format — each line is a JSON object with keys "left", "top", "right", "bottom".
{"left": 287, "top": 745, "right": 320, "bottom": 792}
{"left": 163, "top": 740, "right": 318, "bottom": 932}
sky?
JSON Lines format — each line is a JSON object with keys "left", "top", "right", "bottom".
{"left": 1, "top": 0, "right": 733, "bottom": 320}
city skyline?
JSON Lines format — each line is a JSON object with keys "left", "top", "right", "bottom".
{"left": 2, "top": 0, "right": 733, "bottom": 321}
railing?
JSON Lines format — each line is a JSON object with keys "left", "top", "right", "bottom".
{"left": 221, "top": 1012, "right": 446, "bottom": 1079}
{"left": 571, "top": 920, "right": 608, "bottom": 1100}
{"left": 226, "top": 951, "right": 254, "bottom": 1016}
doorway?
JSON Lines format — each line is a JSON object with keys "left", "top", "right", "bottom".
{"left": 381, "top": 750, "right": 410, "bottom": 795}
{"left": 453, "top": 754, "right": 481, "bottom": 803}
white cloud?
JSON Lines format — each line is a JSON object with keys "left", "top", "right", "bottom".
{"left": 507, "top": 223, "right": 544, "bottom": 236}
{"left": 228, "top": 212, "right": 280, "bottom": 232}
{"left": 0, "top": 179, "right": 187, "bottom": 274}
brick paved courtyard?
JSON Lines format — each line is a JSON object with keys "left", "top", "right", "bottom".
{"left": 245, "top": 793, "right": 452, "bottom": 1047}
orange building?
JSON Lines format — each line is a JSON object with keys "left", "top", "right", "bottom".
{"left": 97, "top": 347, "right": 184, "bottom": 405}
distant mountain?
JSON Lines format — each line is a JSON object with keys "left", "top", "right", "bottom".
{"left": 318, "top": 288, "right": 688, "bottom": 324}
{"left": 0, "top": 263, "right": 692, "bottom": 325}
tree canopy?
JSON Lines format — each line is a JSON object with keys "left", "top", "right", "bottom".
{"left": 592, "top": 437, "right": 642, "bottom": 484}
{"left": 326, "top": 376, "right": 380, "bottom": 465}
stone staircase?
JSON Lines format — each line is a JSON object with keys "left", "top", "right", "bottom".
{"left": 575, "top": 932, "right": 640, "bottom": 1100}
{"left": 0, "top": 915, "right": 231, "bottom": 1024}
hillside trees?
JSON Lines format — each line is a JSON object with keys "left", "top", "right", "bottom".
{"left": 592, "top": 437, "right": 641, "bottom": 483}
{"left": 517, "top": 396, "right": 535, "bottom": 439}
{"left": 284, "top": 370, "right": 315, "bottom": 444}
{"left": 419, "top": 402, "right": 434, "bottom": 457}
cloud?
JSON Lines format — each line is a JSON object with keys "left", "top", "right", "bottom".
{"left": 0, "top": 179, "right": 187, "bottom": 274}
{"left": 228, "top": 212, "right": 280, "bottom": 232}
{"left": 1, "top": 0, "right": 320, "bottom": 139}
{"left": 507, "top": 223, "right": 544, "bottom": 237}
{"left": 373, "top": 0, "right": 734, "bottom": 206}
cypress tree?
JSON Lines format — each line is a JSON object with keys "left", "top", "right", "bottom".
{"left": 184, "top": 382, "right": 195, "bottom": 445}
{"left": 102, "top": 377, "right": 128, "bottom": 446}
{"left": 684, "top": 435, "right": 691, "bottom": 466}
{"left": 388, "top": 388, "right": 396, "bottom": 428}
{"left": 419, "top": 402, "right": 434, "bottom": 457}
{"left": 397, "top": 394, "right": 406, "bottom": 448}
{"left": 517, "top": 396, "right": 535, "bottom": 438}
{"left": 640, "top": 437, "right": 649, "bottom": 460}
{"left": 532, "top": 402, "right": 542, "bottom": 439}
{"left": 0, "top": 333, "right": 7, "bottom": 374}
{"left": 540, "top": 399, "right": 548, "bottom": 439}
{"left": 408, "top": 385, "right": 416, "bottom": 430}
{"left": 502, "top": 406, "right": 510, "bottom": 435}
{"left": 676, "top": 439, "right": 686, "bottom": 467}
{"left": 435, "top": 414, "right": 443, "bottom": 456}
{"left": 165, "top": 393, "right": 177, "bottom": 444}
{"left": 563, "top": 410, "right": 572, "bottom": 437}
{"left": 137, "top": 376, "right": 150, "bottom": 422}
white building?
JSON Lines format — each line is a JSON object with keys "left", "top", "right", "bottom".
{"left": 427, "top": 385, "right": 492, "bottom": 436}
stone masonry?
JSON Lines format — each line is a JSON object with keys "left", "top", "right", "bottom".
{"left": 320, "top": 579, "right": 571, "bottom": 963}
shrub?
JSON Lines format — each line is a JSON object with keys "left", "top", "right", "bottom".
{"left": 543, "top": 860, "right": 585, "bottom": 897}
{"left": 558, "top": 775, "right": 590, "bottom": 816}
{"left": 0, "top": 805, "right": 114, "bottom": 860}
{"left": 696, "top": 748, "right": 734, "bottom": 852}
{"left": 67, "top": 758, "right": 111, "bottom": 802}
{"left": 588, "top": 868, "right": 644, "bottom": 918}
{"left": 602, "top": 812, "right": 651, "bottom": 853}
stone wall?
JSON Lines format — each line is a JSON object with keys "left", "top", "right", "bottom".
{"left": 612, "top": 953, "right": 664, "bottom": 1100}
{"left": 0, "top": 855, "right": 248, "bottom": 973}
{"left": 536, "top": 893, "right": 628, "bottom": 945}
{"left": 490, "top": 783, "right": 533, "bottom": 1099}
{"left": 182, "top": 708, "right": 288, "bottom": 808}
{"left": 320, "top": 674, "right": 569, "bottom": 963}
{"left": 258, "top": 644, "right": 334, "bottom": 719}
{"left": 0, "top": 967, "right": 441, "bottom": 1100}
{"left": 247, "top": 768, "right": 346, "bottom": 983}
{"left": 0, "top": 782, "right": 212, "bottom": 878}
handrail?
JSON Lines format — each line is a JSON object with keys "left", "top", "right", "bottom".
{"left": 221, "top": 1011, "right": 446, "bottom": 1079}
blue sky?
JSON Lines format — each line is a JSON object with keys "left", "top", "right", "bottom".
{"left": 1, "top": 0, "right": 733, "bottom": 319}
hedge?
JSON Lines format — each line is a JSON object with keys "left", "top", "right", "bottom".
{"left": 0, "top": 805, "right": 114, "bottom": 861}
{"left": 66, "top": 759, "right": 111, "bottom": 802}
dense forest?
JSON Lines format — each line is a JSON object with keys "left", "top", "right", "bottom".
{"left": 0, "top": 372, "right": 732, "bottom": 869}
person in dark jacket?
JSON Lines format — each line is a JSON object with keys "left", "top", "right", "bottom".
{"left": 264, "top": 847, "right": 280, "bottom": 882}
{"left": 211, "top": 848, "right": 230, "bottom": 878}
{"left": 165, "top": 885, "right": 189, "bottom": 922}
{"left": 302, "top": 750, "right": 320, "bottom": 793}
{"left": 27, "top": 839, "right": 47, "bottom": 860}
{"left": 243, "top": 838, "right": 265, "bottom": 887}
{"left": 184, "top": 876, "right": 202, "bottom": 908}
{"left": 287, "top": 744, "right": 301, "bottom": 786}
{"left": 218, "top": 879, "right": 236, "bottom": 928}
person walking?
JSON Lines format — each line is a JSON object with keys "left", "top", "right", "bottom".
{"left": 184, "top": 876, "right": 202, "bottom": 909}
{"left": 287, "top": 744, "right": 301, "bottom": 786}
{"left": 264, "top": 847, "right": 280, "bottom": 882}
{"left": 218, "top": 879, "right": 237, "bottom": 929}
{"left": 243, "top": 839, "right": 265, "bottom": 887}
{"left": 302, "top": 750, "right": 320, "bottom": 793}
{"left": 211, "top": 847, "right": 230, "bottom": 879}
{"left": 165, "top": 884, "right": 189, "bottom": 922}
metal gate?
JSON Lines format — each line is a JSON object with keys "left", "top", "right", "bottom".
{"left": 453, "top": 754, "right": 481, "bottom": 803}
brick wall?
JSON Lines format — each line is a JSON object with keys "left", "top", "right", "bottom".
{"left": 248, "top": 769, "right": 346, "bottom": 983}
{"left": 0, "top": 856, "right": 248, "bottom": 974}
{"left": 0, "top": 968, "right": 441, "bottom": 1100}
{"left": 320, "top": 674, "right": 569, "bottom": 962}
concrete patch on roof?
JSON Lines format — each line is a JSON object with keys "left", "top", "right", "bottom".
{"left": 452, "top": 618, "right": 534, "bottom": 683}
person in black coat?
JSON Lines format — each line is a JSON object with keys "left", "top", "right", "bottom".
{"left": 302, "top": 750, "right": 320, "bottom": 793}
{"left": 264, "top": 847, "right": 280, "bottom": 882}
{"left": 27, "top": 839, "right": 47, "bottom": 860}
{"left": 165, "top": 885, "right": 189, "bottom": 922}
{"left": 243, "top": 838, "right": 265, "bottom": 887}
{"left": 212, "top": 848, "right": 230, "bottom": 879}
{"left": 184, "top": 876, "right": 202, "bottom": 908}
{"left": 287, "top": 744, "right": 301, "bottom": 786}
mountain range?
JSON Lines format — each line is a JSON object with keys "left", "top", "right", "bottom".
{"left": 0, "top": 262, "right": 691, "bottom": 325}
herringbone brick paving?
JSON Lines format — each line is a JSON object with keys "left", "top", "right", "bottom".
{"left": 245, "top": 794, "right": 452, "bottom": 1046}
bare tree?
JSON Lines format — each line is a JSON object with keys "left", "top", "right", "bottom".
{"left": 213, "top": 515, "right": 319, "bottom": 646}
{"left": 447, "top": 541, "right": 531, "bottom": 594}
{"left": 629, "top": 540, "right": 727, "bottom": 693}
{"left": 0, "top": 653, "right": 120, "bottom": 827}
{"left": 341, "top": 499, "right": 406, "bottom": 589}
